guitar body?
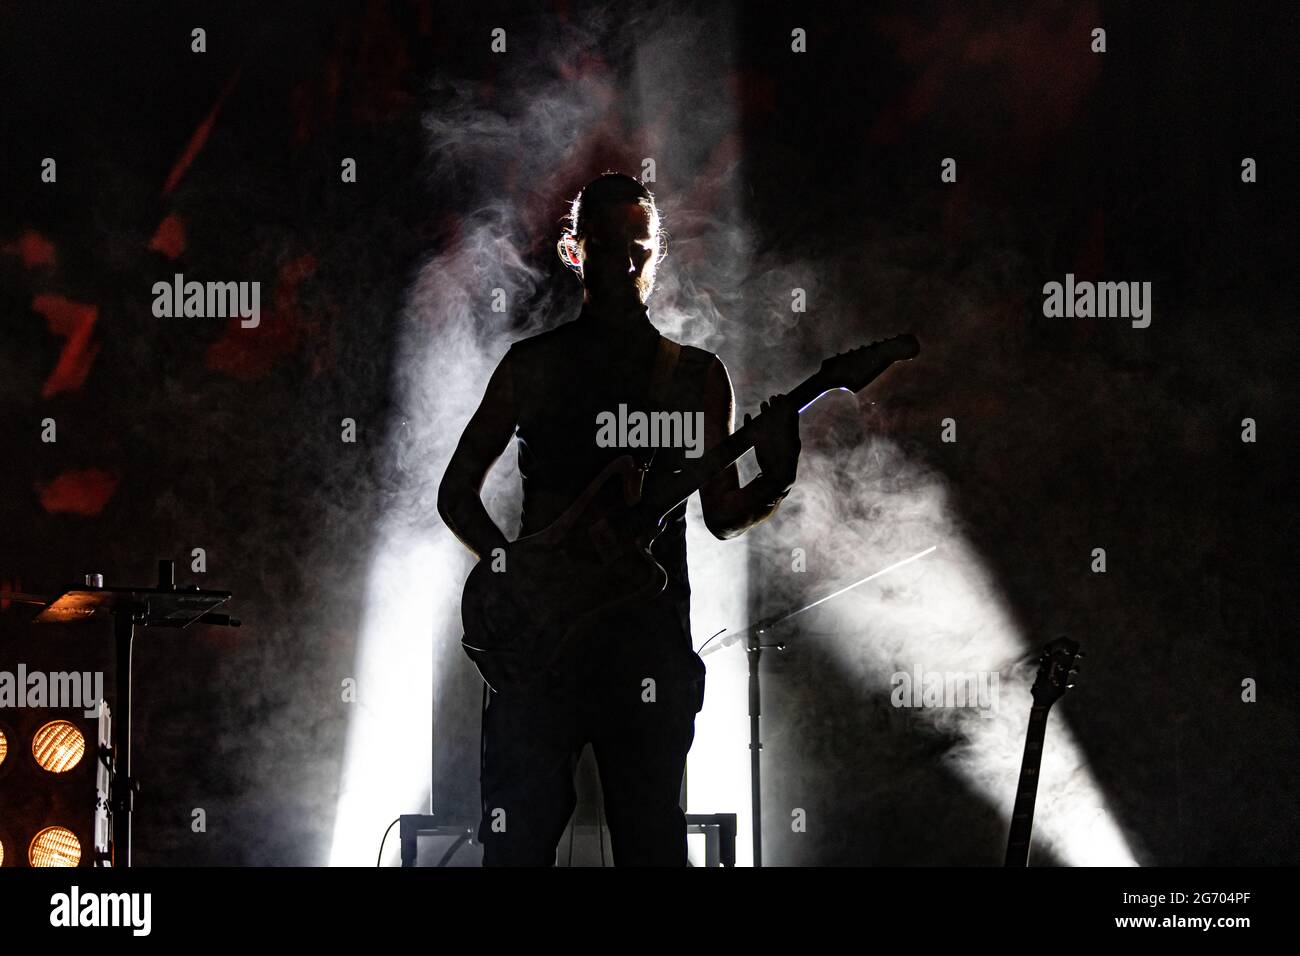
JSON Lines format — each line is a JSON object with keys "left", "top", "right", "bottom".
{"left": 461, "top": 454, "right": 668, "bottom": 693}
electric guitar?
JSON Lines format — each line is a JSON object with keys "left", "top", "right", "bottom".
{"left": 460, "top": 333, "right": 921, "bottom": 693}
{"left": 1004, "top": 636, "right": 1082, "bottom": 866}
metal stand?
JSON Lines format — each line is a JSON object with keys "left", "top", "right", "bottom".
{"left": 110, "top": 603, "right": 140, "bottom": 866}
{"left": 33, "top": 559, "right": 238, "bottom": 867}
{"left": 694, "top": 618, "right": 786, "bottom": 868}
{"left": 700, "top": 546, "right": 938, "bottom": 867}
{"left": 745, "top": 625, "right": 784, "bottom": 868}
{"left": 698, "top": 618, "right": 784, "bottom": 869}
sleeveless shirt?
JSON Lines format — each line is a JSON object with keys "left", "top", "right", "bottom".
{"left": 506, "top": 304, "right": 716, "bottom": 648}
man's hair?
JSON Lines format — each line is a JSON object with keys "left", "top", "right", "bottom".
{"left": 558, "top": 172, "right": 666, "bottom": 270}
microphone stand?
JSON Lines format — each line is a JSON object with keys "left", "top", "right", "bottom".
{"left": 699, "top": 544, "right": 937, "bottom": 867}
{"left": 743, "top": 618, "right": 785, "bottom": 868}
{"left": 698, "top": 607, "right": 792, "bottom": 870}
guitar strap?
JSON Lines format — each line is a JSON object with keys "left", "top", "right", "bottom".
{"left": 646, "top": 335, "right": 681, "bottom": 409}
{"left": 631, "top": 335, "right": 682, "bottom": 477}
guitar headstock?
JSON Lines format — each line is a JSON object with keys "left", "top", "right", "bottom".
{"left": 1030, "top": 636, "right": 1082, "bottom": 707}
{"left": 816, "top": 334, "right": 920, "bottom": 394}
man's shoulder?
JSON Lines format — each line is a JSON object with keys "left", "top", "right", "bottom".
{"left": 507, "top": 319, "right": 581, "bottom": 359}
{"left": 662, "top": 337, "right": 720, "bottom": 372}
{"left": 659, "top": 338, "right": 722, "bottom": 410}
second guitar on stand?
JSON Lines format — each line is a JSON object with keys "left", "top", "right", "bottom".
{"left": 1005, "top": 636, "right": 1082, "bottom": 867}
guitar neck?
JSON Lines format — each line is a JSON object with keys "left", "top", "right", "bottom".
{"left": 636, "top": 367, "right": 861, "bottom": 526}
{"left": 1004, "top": 704, "right": 1052, "bottom": 867}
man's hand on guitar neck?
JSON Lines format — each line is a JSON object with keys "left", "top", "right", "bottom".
{"left": 699, "top": 360, "right": 802, "bottom": 540}
{"left": 747, "top": 393, "right": 801, "bottom": 499}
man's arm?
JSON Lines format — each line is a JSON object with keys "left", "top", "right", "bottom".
{"left": 698, "top": 356, "right": 801, "bottom": 540}
{"left": 437, "top": 353, "right": 517, "bottom": 560}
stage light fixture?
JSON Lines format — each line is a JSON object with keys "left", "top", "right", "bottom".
{"left": 32, "top": 719, "right": 86, "bottom": 773}
{"left": 0, "top": 706, "right": 110, "bottom": 866}
{"left": 29, "top": 826, "right": 81, "bottom": 867}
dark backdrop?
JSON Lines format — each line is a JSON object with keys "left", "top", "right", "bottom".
{"left": 1, "top": 0, "right": 1295, "bottom": 865}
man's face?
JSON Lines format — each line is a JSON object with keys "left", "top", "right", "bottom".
{"left": 578, "top": 200, "right": 660, "bottom": 306}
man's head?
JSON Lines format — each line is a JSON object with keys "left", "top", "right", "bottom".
{"left": 558, "top": 172, "right": 666, "bottom": 308}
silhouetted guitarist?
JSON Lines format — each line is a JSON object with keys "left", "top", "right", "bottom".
{"left": 438, "top": 172, "right": 801, "bottom": 865}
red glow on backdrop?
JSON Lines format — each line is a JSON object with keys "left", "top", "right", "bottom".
{"left": 292, "top": 0, "right": 425, "bottom": 147}
{"left": 3, "top": 230, "right": 57, "bottom": 268}
{"left": 869, "top": 2, "right": 1101, "bottom": 152}
{"left": 163, "top": 67, "right": 243, "bottom": 197}
{"left": 32, "top": 295, "right": 100, "bottom": 398}
{"left": 36, "top": 468, "right": 121, "bottom": 516}
{"left": 205, "top": 253, "right": 324, "bottom": 380}
{"left": 148, "top": 213, "right": 188, "bottom": 260}
{"left": 351, "top": 0, "right": 414, "bottom": 123}
{"left": 726, "top": 71, "right": 778, "bottom": 125}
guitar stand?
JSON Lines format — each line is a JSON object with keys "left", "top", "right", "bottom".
{"left": 34, "top": 559, "right": 239, "bottom": 867}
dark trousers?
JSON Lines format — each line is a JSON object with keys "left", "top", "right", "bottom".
{"left": 477, "top": 603, "right": 706, "bottom": 866}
